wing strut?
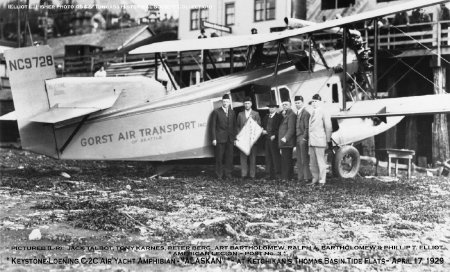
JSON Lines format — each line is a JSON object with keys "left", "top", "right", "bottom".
{"left": 311, "top": 36, "right": 329, "bottom": 70}
{"left": 205, "top": 50, "right": 224, "bottom": 77}
{"left": 281, "top": 43, "right": 293, "bottom": 64}
{"left": 274, "top": 41, "right": 283, "bottom": 76}
{"left": 308, "top": 35, "right": 313, "bottom": 72}
{"left": 157, "top": 53, "right": 178, "bottom": 90}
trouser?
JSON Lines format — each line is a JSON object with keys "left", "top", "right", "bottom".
{"left": 309, "top": 146, "right": 327, "bottom": 184}
{"left": 280, "top": 148, "right": 293, "bottom": 180}
{"left": 265, "top": 138, "right": 280, "bottom": 178}
{"left": 215, "top": 141, "right": 234, "bottom": 178}
{"left": 296, "top": 139, "right": 312, "bottom": 181}
{"left": 240, "top": 145, "right": 257, "bottom": 178}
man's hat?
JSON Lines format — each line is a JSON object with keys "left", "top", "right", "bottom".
{"left": 244, "top": 96, "right": 252, "bottom": 102}
{"left": 312, "top": 94, "right": 322, "bottom": 101}
{"left": 281, "top": 98, "right": 291, "bottom": 103}
{"left": 267, "top": 103, "right": 278, "bottom": 108}
{"left": 222, "top": 94, "right": 230, "bottom": 100}
{"left": 294, "top": 95, "right": 303, "bottom": 102}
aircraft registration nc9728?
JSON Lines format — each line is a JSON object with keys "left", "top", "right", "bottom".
{"left": 2, "top": 0, "right": 450, "bottom": 178}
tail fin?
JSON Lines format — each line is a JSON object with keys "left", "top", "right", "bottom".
{"left": 4, "top": 46, "right": 58, "bottom": 158}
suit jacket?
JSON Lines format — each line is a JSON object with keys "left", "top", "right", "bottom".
{"left": 278, "top": 109, "right": 296, "bottom": 148}
{"left": 236, "top": 110, "right": 261, "bottom": 132}
{"left": 211, "top": 106, "right": 236, "bottom": 143}
{"left": 309, "top": 106, "right": 332, "bottom": 147}
{"left": 296, "top": 107, "right": 311, "bottom": 143}
{"left": 262, "top": 112, "right": 282, "bottom": 140}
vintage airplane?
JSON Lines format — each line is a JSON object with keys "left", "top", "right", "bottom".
{"left": 2, "top": 0, "right": 450, "bottom": 178}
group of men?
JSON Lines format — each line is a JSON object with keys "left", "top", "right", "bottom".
{"left": 211, "top": 93, "right": 332, "bottom": 186}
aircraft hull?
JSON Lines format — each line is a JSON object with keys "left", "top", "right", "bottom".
{"left": 58, "top": 99, "right": 216, "bottom": 161}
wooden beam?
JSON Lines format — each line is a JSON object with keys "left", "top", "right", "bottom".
{"left": 343, "top": 27, "right": 347, "bottom": 111}
{"left": 374, "top": 19, "right": 379, "bottom": 99}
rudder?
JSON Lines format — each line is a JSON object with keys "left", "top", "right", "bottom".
{"left": 4, "top": 46, "right": 58, "bottom": 158}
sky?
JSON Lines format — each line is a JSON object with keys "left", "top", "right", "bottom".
{"left": 5, "top": 0, "right": 180, "bottom": 18}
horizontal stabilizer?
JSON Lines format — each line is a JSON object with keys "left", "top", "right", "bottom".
{"left": 0, "top": 111, "right": 17, "bottom": 121}
{"left": 30, "top": 90, "right": 122, "bottom": 124}
{"left": 30, "top": 108, "right": 100, "bottom": 123}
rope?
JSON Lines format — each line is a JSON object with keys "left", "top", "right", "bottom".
{"left": 384, "top": 53, "right": 431, "bottom": 94}
{"left": 385, "top": 49, "right": 437, "bottom": 88}
{"left": 390, "top": 25, "right": 450, "bottom": 66}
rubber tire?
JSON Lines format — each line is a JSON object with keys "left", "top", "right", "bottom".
{"left": 333, "top": 145, "right": 361, "bottom": 179}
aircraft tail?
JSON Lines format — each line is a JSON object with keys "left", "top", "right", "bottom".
{"left": 4, "top": 46, "right": 58, "bottom": 158}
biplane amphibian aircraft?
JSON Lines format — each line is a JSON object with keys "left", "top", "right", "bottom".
{"left": 2, "top": 0, "right": 450, "bottom": 178}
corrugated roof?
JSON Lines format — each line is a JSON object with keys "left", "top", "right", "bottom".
{"left": 47, "top": 25, "right": 152, "bottom": 57}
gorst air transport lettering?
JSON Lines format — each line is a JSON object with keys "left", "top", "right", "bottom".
{"left": 80, "top": 121, "right": 201, "bottom": 147}
{"left": 8, "top": 56, "right": 54, "bottom": 71}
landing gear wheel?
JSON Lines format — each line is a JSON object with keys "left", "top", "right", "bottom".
{"left": 333, "top": 145, "right": 361, "bottom": 179}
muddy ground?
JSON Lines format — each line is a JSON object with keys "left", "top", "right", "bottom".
{"left": 0, "top": 147, "right": 449, "bottom": 272}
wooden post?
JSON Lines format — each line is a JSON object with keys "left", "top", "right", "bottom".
{"left": 342, "top": 27, "right": 347, "bottom": 111}
{"left": 230, "top": 48, "right": 234, "bottom": 73}
{"left": 179, "top": 51, "right": 183, "bottom": 87}
{"left": 154, "top": 53, "right": 158, "bottom": 80}
{"left": 374, "top": 19, "right": 378, "bottom": 99}
{"left": 202, "top": 50, "right": 207, "bottom": 82}
{"left": 432, "top": 64, "right": 450, "bottom": 165}
{"left": 17, "top": 0, "right": 21, "bottom": 47}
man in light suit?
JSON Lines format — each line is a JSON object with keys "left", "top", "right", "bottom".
{"left": 236, "top": 96, "right": 261, "bottom": 179}
{"left": 278, "top": 99, "right": 296, "bottom": 181}
{"left": 262, "top": 103, "right": 282, "bottom": 179}
{"left": 211, "top": 94, "right": 236, "bottom": 179}
{"left": 294, "top": 95, "right": 312, "bottom": 183}
{"left": 307, "top": 94, "right": 332, "bottom": 186}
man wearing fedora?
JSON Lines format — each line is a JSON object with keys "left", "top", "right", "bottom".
{"left": 307, "top": 94, "right": 332, "bottom": 186}
{"left": 262, "top": 102, "right": 282, "bottom": 179}
{"left": 236, "top": 97, "right": 261, "bottom": 179}
{"left": 211, "top": 94, "right": 236, "bottom": 179}
{"left": 278, "top": 99, "right": 296, "bottom": 180}
{"left": 294, "top": 95, "right": 312, "bottom": 183}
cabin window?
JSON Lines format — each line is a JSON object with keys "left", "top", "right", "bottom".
{"left": 190, "top": 8, "right": 209, "bottom": 30}
{"left": 332, "top": 83, "right": 339, "bottom": 103}
{"left": 255, "top": 90, "right": 276, "bottom": 109}
{"left": 279, "top": 87, "right": 290, "bottom": 102}
{"left": 322, "top": 0, "right": 355, "bottom": 10}
{"left": 230, "top": 91, "right": 246, "bottom": 109}
{"left": 254, "top": 0, "right": 276, "bottom": 22}
{"left": 225, "top": 3, "right": 235, "bottom": 26}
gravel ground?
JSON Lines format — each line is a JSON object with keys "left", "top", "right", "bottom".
{"left": 0, "top": 147, "right": 449, "bottom": 272}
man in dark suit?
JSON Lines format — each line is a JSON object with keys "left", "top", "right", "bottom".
{"left": 211, "top": 94, "right": 236, "bottom": 179}
{"left": 294, "top": 95, "right": 312, "bottom": 183}
{"left": 278, "top": 99, "right": 296, "bottom": 181}
{"left": 262, "top": 103, "right": 282, "bottom": 179}
{"left": 236, "top": 97, "right": 261, "bottom": 179}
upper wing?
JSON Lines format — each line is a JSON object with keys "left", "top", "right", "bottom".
{"left": 131, "top": 0, "right": 446, "bottom": 54}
